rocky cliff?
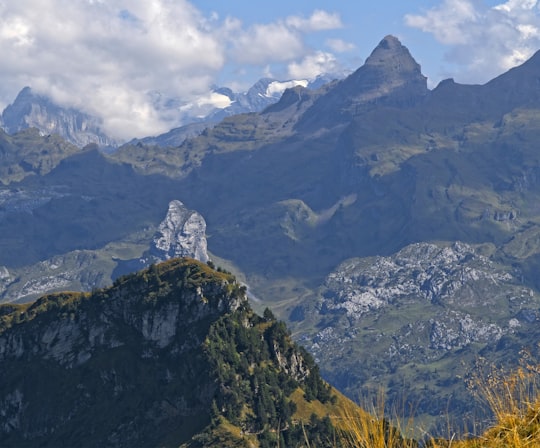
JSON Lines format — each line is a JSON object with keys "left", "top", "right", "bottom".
{"left": 150, "top": 200, "right": 209, "bottom": 263}
{"left": 2, "top": 87, "right": 116, "bottom": 148}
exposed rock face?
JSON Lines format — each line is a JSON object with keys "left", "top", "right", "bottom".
{"left": 2, "top": 87, "right": 116, "bottom": 148}
{"left": 323, "top": 242, "right": 522, "bottom": 318}
{"left": 149, "top": 200, "right": 209, "bottom": 263}
{"left": 315, "top": 242, "right": 536, "bottom": 352}
{"left": 299, "top": 241, "right": 540, "bottom": 426}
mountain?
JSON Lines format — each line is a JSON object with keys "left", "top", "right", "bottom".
{"left": 0, "top": 258, "right": 353, "bottom": 447}
{"left": 4, "top": 34, "right": 540, "bottom": 433}
{"left": 2, "top": 87, "right": 117, "bottom": 148}
{"left": 136, "top": 76, "right": 336, "bottom": 148}
{"left": 105, "top": 34, "right": 540, "bottom": 427}
{"left": 0, "top": 76, "right": 341, "bottom": 150}
{"left": 298, "top": 35, "right": 428, "bottom": 130}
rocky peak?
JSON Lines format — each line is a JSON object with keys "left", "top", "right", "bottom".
{"left": 149, "top": 200, "right": 209, "bottom": 263}
{"left": 345, "top": 34, "right": 428, "bottom": 102}
{"left": 364, "top": 35, "right": 420, "bottom": 71}
{"left": 2, "top": 87, "right": 116, "bottom": 148}
{"left": 297, "top": 35, "right": 428, "bottom": 130}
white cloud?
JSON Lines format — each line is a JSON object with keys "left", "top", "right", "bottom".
{"left": 288, "top": 51, "right": 339, "bottom": 79}
{"left": 227, "top": 10, "right": 342, "bottom": 66}
{"left": 285, "top": 10, "right": 342, "bottom": 32}
{"left": 266, "top": 80, "right": 309, "bottom": 98}
{"left": 0, "top": 1, "right": 342, "bottom": 139}
{"left": 405, "top": 0, "right": 540, "bottom": 83}
{"left": 0, "top": 0, "right": 225, "bottom": 139}
{"left": 228, "top": 22, "right": 305, "bottom": 65}
{"left": 326, "top": 38, "right": 356, "bottom": 53}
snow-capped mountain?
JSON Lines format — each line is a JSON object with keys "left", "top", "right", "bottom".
{"left": 138, "top": 75, "right": 340, "bottom": 147}
{"left": 1, "top": 75, "right": 342, "bottom": 149}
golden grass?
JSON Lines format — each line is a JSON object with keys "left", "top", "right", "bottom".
{"left": 332, "top": 362, "right": 540, "bottom": 447}
{"left": 335, "top": 389, "right": 418, "bottom": 448}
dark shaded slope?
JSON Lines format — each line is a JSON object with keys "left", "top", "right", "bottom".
{"left": 0, "top": 149, "right": 181, "bottom": 267}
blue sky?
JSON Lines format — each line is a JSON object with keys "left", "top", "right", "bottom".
{"left": 192, "top": 0, "right": 531, "bottom": 88}
{"left": 0, "top": 0, "right": 538, "bottom": 138}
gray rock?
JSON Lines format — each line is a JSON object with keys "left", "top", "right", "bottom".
{"left": 148, "top": 200, "right": 209, "bottom": 263}
{"left": 2, "top": 87, "right": 117, "bottom": 148}
{"left": 321, "top": 241, "right": 521, "bottom": 319}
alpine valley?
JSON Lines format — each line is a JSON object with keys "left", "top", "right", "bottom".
{"left": 3, "top": 35, "right": 540, "bottom": 434}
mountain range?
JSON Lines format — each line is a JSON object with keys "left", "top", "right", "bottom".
{"left": 2, "top": 34, "right": 540, "bottom": 433}
{"left": 0, "top": 76, "right": 335, "bottom": 149}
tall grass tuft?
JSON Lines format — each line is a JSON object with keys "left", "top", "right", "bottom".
{"left": 458, "top": 360, "right": 540, "bottom": 447}
{"left": 336, "top": 389, "right": 418, "bottom": 448}
{"left": 334, "top": 360, "right": 540, "bottom": 447}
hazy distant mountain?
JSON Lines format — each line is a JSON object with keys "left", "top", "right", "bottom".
{"left": 0, "top": 75, "right": 341, "bottom": 150}
{"left": 1, "top": 87, "right": 117, "bottom": 148}
{"left": 138, "top": 75, "right": 338, "bottom": 147}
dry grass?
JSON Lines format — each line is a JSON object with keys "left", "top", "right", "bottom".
{"left": 452, "top": 361, "right": 540, "bottom": 447}
{"left": 333, "top": 361, "right": 540, "bottom": 448}
{"left": 335, "top": 390, "right": 418, "bottom": 448}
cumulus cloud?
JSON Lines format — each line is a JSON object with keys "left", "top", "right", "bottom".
{"left": 0, "top": 1, "right": 343, "bottom": 139}
{"left": 227, "top": 10, "right": 342, "bottom": 65}
{"left": 288, "top": 51, "right": 339, "bottom": 79}
{"left": 405, "top": 0, "right": 540, "bottom": 83}
{"left": 326, "top": 38, "right": 356, "bottom": 53}
{"left": 228, "top": 22, "right": 305, "bottom": 65}
{"left": 285, "top": 10, "right": 342, "bottom": 32}
{"left": 0, "top": 0, "right": 225, "bottom": 138}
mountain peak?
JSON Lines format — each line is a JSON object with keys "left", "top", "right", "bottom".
{"left": 296, "top": 35, "right": 428, "bottom": 129}
{"left": 364, "top": 35, "right": 422, "bottom": 74}
{"left": 15, "top": 86, "right": 34, "bottom": 99}
{"left": 344, "top": 34, "right": 427, "bottom": 103}
{"left": 2, "top": 86, "right": 117, "bottom": 148}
